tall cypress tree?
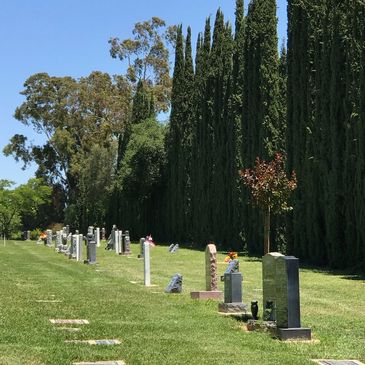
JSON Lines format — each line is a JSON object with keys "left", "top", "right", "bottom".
{"left": 165, "top": 25, "right": 185, "bottom": 240}
{"left": 242, "top": 0, "right": 281, "bottom": 254}
{"left": 208, "top": 10, "right": 234, "bottom": 247}
{"left": 180, "top": 26, "right": 194, "bottom": 241}
{"left": 191, "top": 18, "right": 211, "bottom": 245}
{"left": 225, "top": 0, "right": 245, "bottom": 250}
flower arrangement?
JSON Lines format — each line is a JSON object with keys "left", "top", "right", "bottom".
{"left": 224, "top": 251, "right": 238, "bottom": 262}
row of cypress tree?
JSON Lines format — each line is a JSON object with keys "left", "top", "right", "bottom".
{"left": 111, "top": 0, "right": 365, "bottom": 270}
{"left": 163, "top": 0, "right": 365, "bottom": 269}
{"left": 165, "top": 0, "right": 286, "bottom": 252}
{"left": 286, "top": 0, "right": 365, "bottom": 269}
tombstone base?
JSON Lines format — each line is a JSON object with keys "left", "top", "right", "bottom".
{"left": 277, "top": 327, "right": 311, "bottom": 341}
{"left": 190, "top": 290, "right": 222, "bottom": 300}
{"left": 84, "top": 260, "right": 97, "bottom": 265}
{"left": 218, "top": 302, "right": 248, "bottom": 313}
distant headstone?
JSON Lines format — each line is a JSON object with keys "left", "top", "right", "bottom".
{"left": 114, "top": 230, "right": 123, "bottom": 255}
{"left": 84, "top": 230, "right": 97, "bottom": 264}
{"left": 105, "top": 225, "right": 117, "bottom": 250}
{"left": 95, "top": 227, "right": 100, "bottom": 247}
{"left": 144, "top": 241, "right": 151, "bottom": 286}
{"left": 76, "top": 234, "right": 83, "bottom": 262}
{"left": 190, "top": 244, "right": 222, "bottom": 300}
{"left": 101, "top": 227, "right": 106, "bottom": 240}
{"left": 170, "top": 243, "right": 179, "bottom": 253}
{"left": 123, "top": 230, "right": 131, "bottom": 255}
{"left": 262, "top": 252, "right": 311, "bottom": 340}
{"left": 138, "top": 237, "right": 145, "bottom": 258}
{"left": 168, "top": 244, "right": 174, "bottom": 252}
{"left": 26, "top": 230, "right": 31, "bottom": 240}
{"left": 165, "top": 274, "right": 183, "bottom": 293}
{"left": 46, "top": 229, "right": 52, "bottom": 246}
{"left": 69, "top": 235, "right": 77, "bottom": 259}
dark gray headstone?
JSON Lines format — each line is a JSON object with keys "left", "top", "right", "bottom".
{"left": 85, "top": 232, "right": 97, "bottom": 264}
{"left": 272, "top": 255, "right": 301, "bottom": 328}
{"left": 139, "top": 237, "right": 145, "bottom": 258}
{"left": 165, "top": 274, "right": 182, "bottom": 293}
{"left": 106, "top": 225, "right": 116, "bottom": 250}
{"left": 223, "top": 272, "right": 242, "bottom": 303}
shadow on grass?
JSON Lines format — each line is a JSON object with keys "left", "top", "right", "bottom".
{"left": 300, "top": 262, "right": 365, "bottom": 281}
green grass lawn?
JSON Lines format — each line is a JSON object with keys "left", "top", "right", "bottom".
{"left": 0, "top": 240, "right": 364, "bottom": 365}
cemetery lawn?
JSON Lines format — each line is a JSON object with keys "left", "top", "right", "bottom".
{"left": 0, "top": 241, "right": 364, "bottom": 365}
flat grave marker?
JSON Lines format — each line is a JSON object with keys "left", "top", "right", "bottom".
{"left": 73, "top": 361, "right": 126, "bottom": 365}
{"left": 50, "top": 319, "right": 89, "bottom": 325}
{"left": 66, "top": 339, "right": 121, "bottom": 345}
{"left": 312, "top": 361, "right": 365, "bottom": 365}
{"left": 57, "top": 327, "right": 81, "bottom": 332}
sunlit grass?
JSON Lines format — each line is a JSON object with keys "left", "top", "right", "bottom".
{"left": 0, "top": 240, "right": 364, "bottom": 365}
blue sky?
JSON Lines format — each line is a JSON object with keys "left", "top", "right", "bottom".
{"left": 0, "top": 0, "right": 287, "bottom": 185}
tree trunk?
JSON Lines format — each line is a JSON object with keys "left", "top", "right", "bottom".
{"left": 263, "top": 206, "right": 270, "bottom": 255}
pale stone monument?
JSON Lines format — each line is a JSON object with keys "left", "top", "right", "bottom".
{"left": 46, "top": 229, "right": 52, "bottom": 246}
{"left": 143, "top": 241, "right": 151, "bottom": 286}
{"left": 190, "top": 244, "right": 222, "bottom": 300}
{"left": 95, "top": 227, "right": 100, "bottom": 247}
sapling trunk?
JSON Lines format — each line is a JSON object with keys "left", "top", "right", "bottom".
{"left": 263, "top": 206, "right": 270, "bottom": 254}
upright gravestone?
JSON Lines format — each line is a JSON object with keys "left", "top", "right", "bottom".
{"left": 115, "top": 230, "right": 123, "bottom": 255}
{"left": 69, "top": 234, "right": 77, "bottom": 259}
{"left": 138, "top": 237, "right": 145, "bottom": 258}
{"left": 95, "top": 227, "right": 100, "bottom": 247}
{"left": 105, "top": 225, "right": 116, "bottom": 250}
{"left": 218, "top": 259, "right": 247, "bottom": 314}
{"left": 84, "top": 229, "right": 97, "bottom": 264}
{"left": 101, "top": 227, "right": 106, "bottom": 240}
{"left": 143, "top": 241, "right": 151, "bottom": 286}
{"left": 26, "top": 230, "right": 31, "bottom": 240}
{"left": 55, "top": 231, "right": 62, "bottom": 250}
{"left": 168, "top": 243, "right": 174, "bottom": 252}
{"left": 190, "top": 244, "right": 222, "bottom": 300}
{"left": 46, "top": 229, "right": 52, "bottom": 246}
{"left": 165, "top": 274, "right": 183, "bottom": 293}
{"left": 262, "top": 252, "right": 311, "bottom": 340}
{"left": 76, "top": 234, "right": 83, "bottom": 262}
{"left": 123, "top": 230, "right": 131, "bottom": 255}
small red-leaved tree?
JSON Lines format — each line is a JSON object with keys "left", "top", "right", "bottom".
{"left": 239, "top": 153, "right": 297, "bottom": 255}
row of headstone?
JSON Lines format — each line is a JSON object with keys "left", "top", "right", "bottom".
{"left": 44, "top": 224, "right": 104, "bottom": 265}
{"left": 105, "top": 225, "right": 131, "bottom": 256}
